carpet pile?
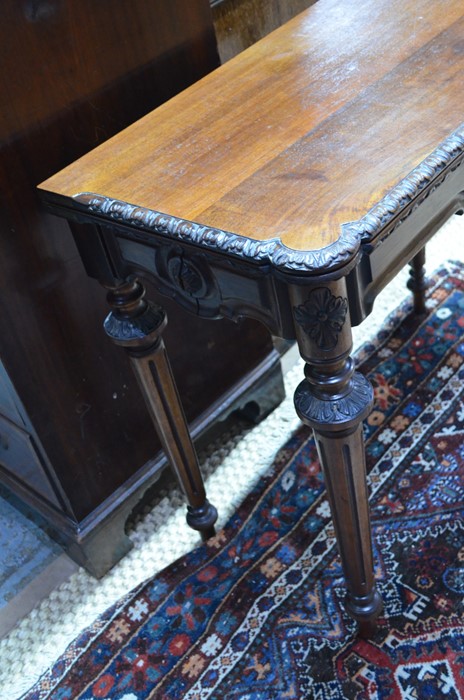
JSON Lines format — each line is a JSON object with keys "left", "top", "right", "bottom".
{"left": 22, "top": 261, "right": 464, "bottom": 699}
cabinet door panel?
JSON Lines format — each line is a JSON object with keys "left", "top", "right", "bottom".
{"left": 0, "top": 415, "right": 62, "bottom": 509}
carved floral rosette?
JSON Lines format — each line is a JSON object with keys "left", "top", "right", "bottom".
{"left": 293, "top": 287, "right": 348, "bottom": 350}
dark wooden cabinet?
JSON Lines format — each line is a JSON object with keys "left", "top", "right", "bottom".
{"left": 0, "top": 0, "right": 283, "bottom": 576}
{"left": 212, "top": 0, "right": 317, "bottom": 62}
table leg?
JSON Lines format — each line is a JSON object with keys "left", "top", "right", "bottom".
{"left": 407, "top": 247, "right": 427, "bottom": 315}
{"left": 291, "top": 280, "right": 383, "bottom": 631}
{"left": 103, "top": 277, "right": 218, "bottom": 541}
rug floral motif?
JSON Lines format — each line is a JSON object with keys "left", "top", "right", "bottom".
{"left": 24, "top": 263, "right": 464, "bottom": 699}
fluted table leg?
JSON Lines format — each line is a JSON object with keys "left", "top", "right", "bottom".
{"left": 291, "top": 280, "right": 383, "bottom": 632}
{"left": 103, "top": 277, "right": 217, "bottom": 541}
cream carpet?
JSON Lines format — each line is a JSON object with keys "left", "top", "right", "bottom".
{"left": 2, "top": 216, "right": 464, "bottom": 700}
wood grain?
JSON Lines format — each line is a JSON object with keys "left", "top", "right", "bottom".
{"left": 40, "top": 0, "right": 464, "bottom": 254}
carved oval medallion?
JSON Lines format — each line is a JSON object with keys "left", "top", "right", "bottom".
{"left": 167, "top": 256, "right": 208, "bottom": 299}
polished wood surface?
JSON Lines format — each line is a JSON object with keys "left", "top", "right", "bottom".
{"left": 41, "top": 0, "right": 464, "bottom": 254}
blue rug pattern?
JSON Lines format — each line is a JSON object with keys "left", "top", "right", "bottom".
{"left": 21, "top": 263, "right": 464, "bottom": 699}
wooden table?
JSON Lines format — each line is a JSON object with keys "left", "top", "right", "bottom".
{"left": 39, "top": 0, "right": 464, "bottom": 631}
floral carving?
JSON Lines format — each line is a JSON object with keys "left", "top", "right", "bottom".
{"left": 293, "top": 287, "right": 348, "bottom": 350}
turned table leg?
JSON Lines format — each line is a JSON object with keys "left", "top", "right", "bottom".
{"left": 407, "top": 247, "right": 427, "bottom": 315}
{"left": 291, "top": 281, "right": 383, "bottom": 632}
{"left": 103, "top": 277, "right": 217, "bottom": 541}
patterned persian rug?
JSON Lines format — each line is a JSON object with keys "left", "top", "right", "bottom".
{"left": 24, "top": 263, "right": 464, "bottom": 700}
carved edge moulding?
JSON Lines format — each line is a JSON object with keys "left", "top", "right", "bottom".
{"left": 348, "top": 125, "right": 464, "bottom": 247}
{"left": 65, "top": 123, "right": 464, "bottom": 276}
{"left": 71, "top": 192, "right": 360, "bottom": 275}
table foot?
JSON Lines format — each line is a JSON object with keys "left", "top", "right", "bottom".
{"left": 347, "top": 589, "right": 383, "bottom": 631}
{"left": 103, "top": 277, "right": 218, "bottom": 541}
{"left": 187, "top": 500, "right": 218, "bottom": 541}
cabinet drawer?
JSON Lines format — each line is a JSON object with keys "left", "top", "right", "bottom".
{"left": 0, "top": 415, "right": 61, "bottom": 508}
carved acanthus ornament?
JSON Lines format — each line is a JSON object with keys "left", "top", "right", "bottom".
{"left": 103, "top": 301, "right": 165, "bottom": 343}
{"left": 294, "top": 371, "right": 373, "bottom": 428}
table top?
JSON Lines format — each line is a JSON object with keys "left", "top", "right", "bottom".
{"left": 39, "top": 0, "right": 464, "bottom": 274}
